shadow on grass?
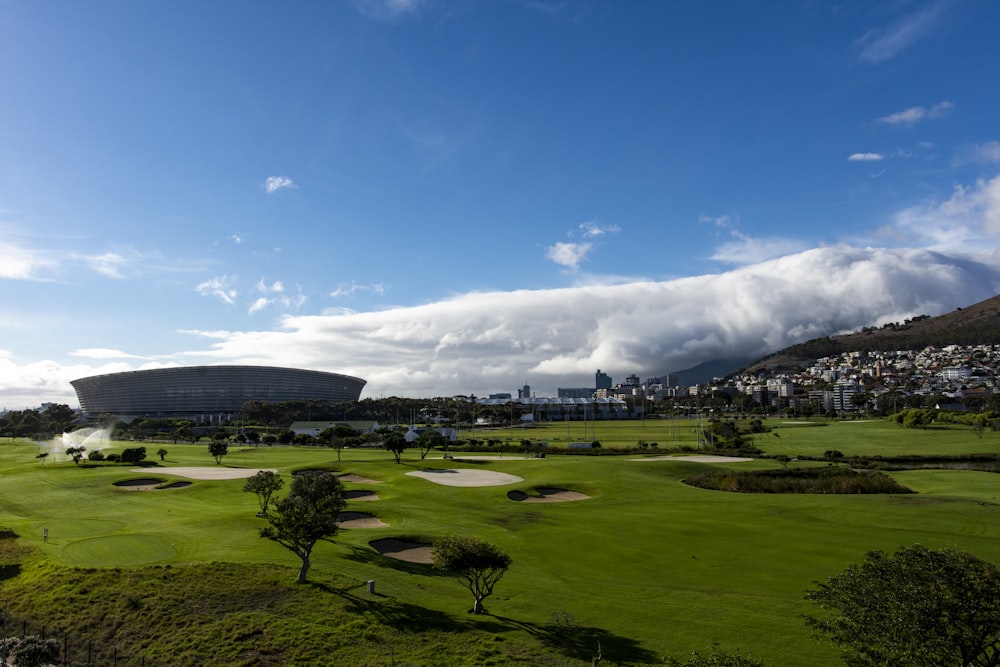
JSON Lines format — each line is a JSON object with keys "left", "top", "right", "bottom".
{"left": 491, "top": 612, "right": 659, "bottom": 665}
{"left": 312, "top": 581, "right": 655, "bottom": 663}
{"left": 315, "top": 582, "right": 459, "bottom": 632}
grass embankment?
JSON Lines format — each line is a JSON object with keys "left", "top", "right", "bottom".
{"left": 0, "top": 542, "right": 580, "bottom": 666}
{"left": 0, "top": 420, "right": 999, "bottom": 665}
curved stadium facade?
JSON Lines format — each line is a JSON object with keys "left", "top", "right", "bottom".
{"left": 71, "top": 366, "right": 366, "bottom": 421}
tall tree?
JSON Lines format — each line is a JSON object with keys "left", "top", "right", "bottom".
{"left": 805, "top": 543, "right": 1000, "bottom": 666}
{"left": 433, "top": 535, "right": 511, "bottom": 614}
{"left": 415, "top": 429, "right": 446, "bottom": 460}
{"left": 208, "top": 441, "right": 228, "bottom": 464}
{"left": 383, "top": 431, "right": 407, "bottom": 464}
{"left": 260, "top": 471, "right": 345, "bottom": 583}
{"left": 243, "top": 470, "right": 284, "bottom": 515}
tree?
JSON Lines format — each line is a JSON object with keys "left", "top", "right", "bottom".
{"left": 416, "top": 429, "right": 446, "bottom": 460}
{"left": 663, "top": 647, "right": 765, "bottom": 666}
{"left": 243, "top": 470, "right": 284, "bottom": 515}
{"left": 804, "top": 543, "right": 1000, "bottom": 667}
{"left": 35, "top": 452, "right": 48, "bottom": 465}
{"left": 1, "top": 635, "right": 61, "bottom": 667}
{"left": 66, "top": 446, "right": 86, "bottom": 464}
{"left": 383, "top": 431, "right": 407, "bottom": 464}
{"left": 209, "top": 441, "right": 228, "bottom": 464}
{"left": 260, "top": 471, "right": 345, "bottom": 583}
{"left": 120, "top": 446, "right": 147, "bottom": 464}
{"left": 157, "top": 448, "right": 168, "bottom": 461}
{"left": 433, "top": 535, "right": 512, "bottom": 614}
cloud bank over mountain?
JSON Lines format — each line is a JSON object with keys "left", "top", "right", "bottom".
{"left": 4, "top": 244, "right": 997, "bottom": 408}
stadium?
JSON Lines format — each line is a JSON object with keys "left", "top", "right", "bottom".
{"left": 70, "top": 366, "right": 366, "bottom": 422}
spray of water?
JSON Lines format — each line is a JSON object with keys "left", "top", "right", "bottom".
{"left": 61, "top": 425, "right": 113, "bottom": 453}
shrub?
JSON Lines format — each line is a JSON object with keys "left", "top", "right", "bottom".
{"left": 684, "top": 467, "right": 914, "bottom": 494}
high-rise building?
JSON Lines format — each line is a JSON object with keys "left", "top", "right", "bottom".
{"left": 595, "top": 369, "right": 612, "bottom": 390}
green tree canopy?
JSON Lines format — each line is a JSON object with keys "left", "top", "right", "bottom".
{"left": 433, "top": 535, "right": 512, "bottom": 614}
{"left": 1, "top": 636, "right": 61, "bottom": 667}
{"left": 804, "top": 543, "right": 1000, "bottom": 666}
{"left": 415, "top": 429, "right": 446, "bottom": 460}
{"left": 383, "top": 431, "right": 407, "bottom": 464}
{"left": 243, "top": 470, "right": 284, "bottom": 515}
{"left": 208, "top": 441, "right": 228, "bottom": 464}
{"left": 260, "top": 471, "right": 345, "bottom": 583}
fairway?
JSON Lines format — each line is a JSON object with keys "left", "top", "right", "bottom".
{"left": 2, "top": 421, "right": 1000, "bottom": 666}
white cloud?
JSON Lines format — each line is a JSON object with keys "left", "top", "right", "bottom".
{"left": 70, "top": 348, "right": 151, "bottom": 360}
{"left": 854, "top": 2, "right": 949, "bottom": 64}
{"left": 953, "top": 141, "right": 1000, "bottom": 166}
{"left": 231, "top": 234, "right": 244, "bottom": 245}
{"left": 152, "top": 245, "right": 1000, "bottom": 400}
{"left": 699, "top": 214, "right": 734, "bottom": 228}
{"left": 580, "top": 221, "right": 622, "bottom": 237}
{"left": 877, "top": 101, "right": 953, "bottom": 126}
{"left": 710, "top": 231, "right": 807, "bottom": 265}
{"left": 248, "top": 297, "right": 270, "bottom": 315}
{"left": 257, "top": 278, "right": 285, "bottom": 294}
{"left": 248, "top": 279, "right": 306, "bottom": 314}
{"left": 84, "top": 252, "right": 128, "bottom": 278}
{"left": 891, "top": 174, "right": 1000, "bottom": 247}
{"left": 702, "top": 214, "right": 805, "bottom": 265}
{"left": 264, "top": 176, "right": 295, "bottom": 194}
{"left": 195, "top": 275, "right": 238, "bottom": 305}
{"left": 330, "top": 281, "right": 389, "bottom": 298}
{"left": 848, "top": 152, "right": 886, "bottom": 162}
{"left": 7, "top": 244, "right": 1000, "bottom": 407}
{"left": 0, "top": 241, "right": 56, "bottom": 279}
{"left": 546, "top": 242, "right": 592, "bottom": 270}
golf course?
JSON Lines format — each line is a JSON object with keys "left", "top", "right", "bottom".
{"left": 2, "top": 417, "right": 999, "bottom": 665}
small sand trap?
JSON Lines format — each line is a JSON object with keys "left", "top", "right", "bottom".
{"left": 508, "top": 487, "right": 589, "bottom": 503}
{"left": 114, "top": 478, "right": 164, "bottom": 490}
{"left": 633, "top": 455, "right": 753, "bottom": 463}
{"left": 344, "top": 490, "right": 379, "bottom": 501}
{"left": 114, "top": 478, "right": 193, "bottom": 491}
{"left": 338, "top": 474, "right": 381, "bottom": 484}
{"left": 406, "top": 468, "right": 523, "bottom": 487}
{"left": 437, "top": 455, "right": 542, "bottom": 461}
{"left": 131, "top": 467, "right": 277, "bottom": 480}
{"left": 371, "top": 538, "right": 433, "bottom": 564}
{"left": 338, "top": 511, "right": 388, "bottom": 528}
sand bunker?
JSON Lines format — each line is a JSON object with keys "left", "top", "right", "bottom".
{"left": 130, "top": 467, "right": 277, "bottom": 480}
{"left": 437, "top": 455, "right": 542, "bottom": 461}
{"left": 338, "top": 511, "right": 388, "bottom": 528}
{"left": 371, "top": 538, "right": 433, "bottom": 564}
{"left": 338, "top": 473, "right": 381, "bottom": 484}
{"left": 632, "top": 455, "right": 753, "bottom": 463}
{"left": 344, "top": 489, "right": 379, "bottom": 501}
{"left": 114, "top": 478, "right": 193, "bottom": 491}
{"left": 405, "top": 468, "right": 523, "bottom": 487}
{"left": 507, "top": 487, "right": 589, "bottom": 503}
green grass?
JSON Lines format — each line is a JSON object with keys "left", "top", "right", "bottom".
{"left": 1, "top": 423, "right": 1000, "bottom": 666}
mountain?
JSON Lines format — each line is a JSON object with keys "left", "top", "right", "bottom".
{"left": 672, "top": 357, "right": 754, "bottom": 386}
{"left": 745, "top": 293, "right": 1000, "bottom": 373}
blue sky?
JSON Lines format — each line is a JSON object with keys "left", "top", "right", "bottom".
{"left": 3, "top": 0, "right": 1000, "bottom": 408}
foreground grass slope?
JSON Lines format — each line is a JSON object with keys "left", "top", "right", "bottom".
{"left": 1, "top": 419, "right": 999, "bottom": 665}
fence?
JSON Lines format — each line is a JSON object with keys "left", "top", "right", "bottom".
{"left": 1, "top": 614, "right": 154, "bottom": 667}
